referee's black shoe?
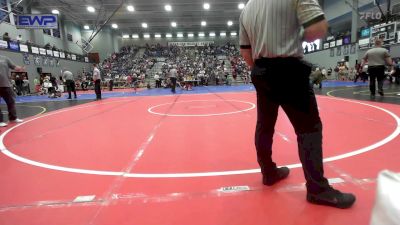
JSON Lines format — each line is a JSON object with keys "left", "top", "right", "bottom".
{"left": 307, "top": 188, "right": 356, "bottom": 209}
{"left": 262, "top": 167, "right": 290, "bottom": 186}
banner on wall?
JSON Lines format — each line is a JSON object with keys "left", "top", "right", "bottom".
{"left": 0, "top": 40, "right": 8, "bottom": 49}
{"left": 33, "top": 55, "right": 41, "bottom": 66}
{"left": 16, "top": 14, "right": 59, "bottom": 29}
{"left": 168, "top": 41, "right": 214, "bottom": 47}
{"left": 31, "top": 47, "right": 39, "bottom": 54}
{"left": 39, "top": 48, "right": 46, "bottom": 55}
{"left": 22, "top": 53, "right": 30, "bottom": 65}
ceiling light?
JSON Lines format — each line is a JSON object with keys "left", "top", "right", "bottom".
{"left": 230, "top": 32, "right": 237, "bottom": 36}
{"left": 123, "top": 34, "right": 130, "bottom": 39}
{"left": 220, "top": 32, "right": 226, "bottom": 36}
{"left": 132, "top": 34, "right": 139, "bottom": 39}
{"left": 209, "top": 32, "right": 216, "bottom": 37}
{"left": 171, "top": 22, "right": 177, "bottom": 27}
{"left": 227, "top": 21, "right": 233, "bottom": 26}
{"left": 188, "top": 33, "right": 194, "bottom": 37}
{"left": 165, "top": 4, "right": 172, "bottom": 11}
{"left": 111, "top": 23, "right": 118, "bottom": 29}
{"left": 199, "top": 32, "right": 205, "bottom": 37}
{"left": 144, "top": 34, "right": 150, "bottom": 39}
{"left": 127, "top": 5, "right": 135, "bottom": 12}
{"left": 51, "top": 9, "right": 60, "bottom": 14}
{"left": 142, "top": 23, "right": 148, "bottom": 28}
{"left": 84, "top": 25, "right": 90, "bottom": 30}
{"left": 166, "top": 33, "right": 172, "bottom": 38}
{"left": 87, "top": 6, "right": 95, "bottom": 12}
{"left": 201, "top": 21, "right": 207, "bottom": 26}
{"left": 203, "top": 3, "right": 210, "bottom": 10}
{"left": 238, "top": 3, "right": 245, "bottom": 9}
{"left": 177, "top": 33, "right": 184, "bottom": 38}
{"left": 155, "top": 34, "right": 162, "bottom": 38}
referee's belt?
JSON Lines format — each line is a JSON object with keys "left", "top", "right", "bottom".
{"left": 255, "top": 57, "right": 302, "bottom": 68}
{"left": 368, "top": 65, "right": 385, "bottom": 68}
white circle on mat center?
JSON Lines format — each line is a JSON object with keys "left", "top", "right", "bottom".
{"left": 148, "top": 100, "right": 256, "bottom": 117}
{"left": 0, "top": 96, "right": 399, "bottom": 178}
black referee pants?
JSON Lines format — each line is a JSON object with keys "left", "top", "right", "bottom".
{"left": 170, "top": 77, "right": 177, "bottom": 93}
{"left": 66, "top": 80, "right": 77, "bottom": 98}
{"left": 251, "top": 58, "right": 330, "bottom": 194}
{"left": 94, "top": 80, "right": 101, "bottom": 100}
{"left": 368, "top": 66, "right": 385, "bottom": 95}
{"left": 0, "top": 87, "right": 17, "bottom": 122}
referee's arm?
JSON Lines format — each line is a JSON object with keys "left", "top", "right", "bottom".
{"left": 239, "top": 14, "right": 254, "bottom": 68}
{"left": 298, "top": 0, "right": 328, "bottom": 42}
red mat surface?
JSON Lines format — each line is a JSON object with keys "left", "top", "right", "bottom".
{"left": 0, "top": 92, "right": 399, "bottom": 225}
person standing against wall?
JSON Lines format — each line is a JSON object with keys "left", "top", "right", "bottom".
{"left": 0, "top": 55, "right": 25, "bottom": 127}
{"left": 93, "top": 64, "right": 102, "bottom": 100}
{"left": 361, "top": 39, "right": 393, "bottom": 97}
{"left": 239, "top": 0, "right": 355, "bottom": 208}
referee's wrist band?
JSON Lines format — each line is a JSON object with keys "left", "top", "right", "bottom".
{"left": 303, "top": 15, "right": 325, "bottom": 29}
{"left": 240, "top": 45, "right": 252, "bottom": 49}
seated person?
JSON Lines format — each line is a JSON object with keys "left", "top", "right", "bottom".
{"left": 183, "top": 74, "right": 193, "bottom": 90}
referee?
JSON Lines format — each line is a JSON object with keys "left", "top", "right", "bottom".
{"left": 361, "top": 39, "right": 393, "bottom": 96}
{"left": 62, "top": 69, "right": 77, "bottom": 99}
{"left": 93, "top": 64, "right": 102, "bottom": 100}
{"left": 239, "top": 0, "right": 355, "bottom": 208}
{"left": 169, "top": 65, "right": 178, "bottom": 93}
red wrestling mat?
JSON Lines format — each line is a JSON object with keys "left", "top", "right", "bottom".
{"left": 0, "top": 92, "right": 399, "bottom": 225}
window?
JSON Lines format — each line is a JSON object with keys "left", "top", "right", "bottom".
{"left": 43, "top": 29, "right": 51, "bottom": 35}
{"left": 67, "top": 33, "right": 73, "bottom": 42}
{"left": 0, "top": 0, "right": 10, "bottom": 23}
{"left": 52, "top": 29, "right": 61, "bottom": 38}
{"left": 12, "top": 5, "right": 23, "bottom": 25}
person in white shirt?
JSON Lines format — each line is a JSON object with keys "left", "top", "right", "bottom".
{"left": 169, "top": 65, "right": 177, "bottom": 93}
{"left": 16, "top": 35, "right": 22, "bottom": 43}
{"left": 154, "top": 73, "right": 161, "bottom": 88}
{"left": 62, "top": 69, "right": 77, "bottom": 99}
{"left": 92, "top": 64, "right": 101, "bottom": 100}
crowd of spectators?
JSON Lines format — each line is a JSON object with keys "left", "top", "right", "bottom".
{"left": 95, "top": 45, "right": 156, "bottom": 88}
{"left": 87, "top": 42, "right": 251, "bottom": 90}
{"left": 155, "top": 42, "right": 248, "bottom": 88}
{"left": 230, "top": 56, "right": 251, "bottom": 84}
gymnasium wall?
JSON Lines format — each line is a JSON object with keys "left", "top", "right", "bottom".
{"left": 304, "top": 43, "right": 400, "bottom": 69}
{"left": 0, "top": 49, "right": 92, "bottom": 93}
{"left": 81, "top": 28, "right": 120, "bottom": 62}
{"left": 120, "top": 36, "right": 239, "bottom": 47}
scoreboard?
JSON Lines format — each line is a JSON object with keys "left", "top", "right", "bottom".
{"left": 358, "top": 22, "right": 398, "bottom": 49}
{"left": 370, "top": 22, "right": 397, "bottom": 46}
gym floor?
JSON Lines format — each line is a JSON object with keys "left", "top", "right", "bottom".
{"left": 0, "top": 82, "right": 399, "bottom": 225}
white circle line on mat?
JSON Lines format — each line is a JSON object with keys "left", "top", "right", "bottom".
{"left": 0, "top": 96, "right": 399, "bottom": 178}
{"left": 147, "top": 99, "right": 256, "bottom": 117}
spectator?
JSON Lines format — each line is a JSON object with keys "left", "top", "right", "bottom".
{"left": 22, "top": 76, "right": 29, "bottom": 95}
{"left": 15, "top": 75, "right": 23, "bottom": 95}
{"left": 16, "top": 35, "right": 22, "bottom": 43}
{"left": 154, "top": 73, "right": 161, "bottom": 88}
{"left": 310, "top": 68, "right": 323, "bottom": 89}
{"left": 2, "top": 32, "right": 10, "bottom": 41}
{"left": 0, "top": 55, "right": 24, "bottom": 127}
